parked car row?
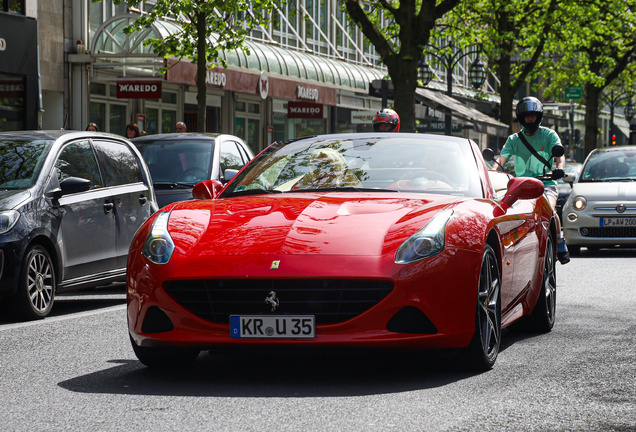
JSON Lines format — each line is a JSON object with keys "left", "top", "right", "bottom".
{"left": 0, "top": 130, "right": 253, "bottom": 319}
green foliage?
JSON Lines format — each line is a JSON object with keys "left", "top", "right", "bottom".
{"left": 108, "top": 0, "right": 274, "bottom": 67}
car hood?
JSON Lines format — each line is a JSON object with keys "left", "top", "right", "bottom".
{"left": 167, "top": 192, "right": 461, "bottom": 257}
{"left": 0, "top": 189, "right": 31, "bottom": 210}
{"left": 571, "top": 181, "right": 636, "bottom": 201}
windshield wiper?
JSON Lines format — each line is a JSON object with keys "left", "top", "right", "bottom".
{"left": 153, "top": 181, "right": 196, "bottom": 189}
{"left": 225, "top": 188, "right": 283, "bottom": 197}
{"left": 287, "top": 187, "right": 398, "bottom": 193}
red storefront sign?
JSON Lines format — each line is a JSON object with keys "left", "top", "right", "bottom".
{"left": 116, "top": 80, "right": 162, "bottom": 99}
{"left": 287, "top": 101, "right": 323, "bottom": 119}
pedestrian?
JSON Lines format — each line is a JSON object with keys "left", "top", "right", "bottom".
{"left": 126, "top": 123, "right": 140, "bottom": 139}
{"left": 86, "top": 123, "right": 99, "bottom": 132}
{"left": 372, "top": 108, "right": 400, "bottom": 132}
{"left": 495, "top": 96, "right": 570, "bottom": 264}
{"left": 176, "top": 121, "right": 187, "bottom": 133}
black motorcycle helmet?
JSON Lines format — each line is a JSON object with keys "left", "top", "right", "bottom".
{"left": 516, "top": 96, "right": 543, "bottom": 134}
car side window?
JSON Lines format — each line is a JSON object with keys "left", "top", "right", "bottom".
{"left": 220, "top": 141, "right": 246, "bottom": 172}
{"left": 55, "top": 141, "right": 102, "bottom": 189}
{"left": 92, "top": 141, "right": 143, "bottom": 186}
{"left": 237, "top": 141, "right": 253, "bottom": 165}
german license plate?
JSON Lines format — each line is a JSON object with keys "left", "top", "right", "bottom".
{"left": 600, "top": 217, "right": 636, "bottom": 227}
{"left": 230, "top": 315, "right": 315, "bottom": 339}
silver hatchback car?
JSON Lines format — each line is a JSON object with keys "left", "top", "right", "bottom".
{"left": 562, "top": 146, "right": 636, "bottom": 254}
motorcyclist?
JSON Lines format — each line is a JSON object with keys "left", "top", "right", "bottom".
{"left": 372, "top": 108, "right": 400, "bottom": 132}
{"left": 495, "top": 97, "right": 570, "bottom": 264}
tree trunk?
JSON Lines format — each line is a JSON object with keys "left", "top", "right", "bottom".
{"left": 584, "top": 84, "right": 603, "bottom": 156}
{"left": 196, "top": 11, "right": 207, "bottom": 132}
{"left": 497, "top": 57, "right": 515, "bottom": 137}
{"left": 385, "top": 58, "right": 419, "bottom": 133}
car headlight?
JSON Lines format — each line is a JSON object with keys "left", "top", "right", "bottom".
{"left": 0, "top": 210, "right": 20, "bottom": 235}
{"left": 142, "top": 211, "right": 175, "bottom": 264}
{"left": 395, "top": 209, "right": 453, "bottom": 264}
{"left": 573, "top": 196, "right": 587, "bottom": 210}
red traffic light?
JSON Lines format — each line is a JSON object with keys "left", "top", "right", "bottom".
{"left": 612, "top": 135, "right": 617, "bottom": 145}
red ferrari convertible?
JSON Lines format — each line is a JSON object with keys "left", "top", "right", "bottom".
{"left": 127, "top": 133, "right": 558, "bottom": 370}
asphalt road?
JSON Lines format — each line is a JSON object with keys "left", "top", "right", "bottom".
{"left": 1, "top": 248, "right": 635, "bottom": 432}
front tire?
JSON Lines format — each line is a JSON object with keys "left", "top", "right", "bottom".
{"left": 463, "top": 244, "right": 501, "bottom": 370}
{"left": 129, "top": 334, "right": 200, "bottom": 368}
{"left": 8, "top": 245, "right": 56, "bottom": 320}
{"left": 528, "top": 235, "right": 556, "bottom": 332}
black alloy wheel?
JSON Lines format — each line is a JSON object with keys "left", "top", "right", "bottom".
{"left": 464, "top": 243, "right": 501, "bottom": 370}
{"left": 129, "top": 334, "right": 200, "bottom": 368}
{"left": 528, "top": 235, "right": 556, "bottom": 332}
{"left": 10, "top": 245, "right": 56, "bottom": 320}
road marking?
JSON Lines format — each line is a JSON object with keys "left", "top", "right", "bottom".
{"left": 0, "top": 304, "right": 126, "bottom": 332}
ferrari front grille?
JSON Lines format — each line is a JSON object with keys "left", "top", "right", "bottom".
{"left": 580, "top": 227, "right": 636, "bottom": 238}
{"left": 163, "top": 279, "right": 394, "bottom": 325}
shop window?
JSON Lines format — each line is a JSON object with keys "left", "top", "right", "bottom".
{"left": 235, "top": 101, "right": 246, "bottom": 112}
{"left": 248, "top": 103, "right": 260, "bottom": 114}
{"left": 90, "top": 83, "right": 107, "bottom": 96}
{"left": 109, "top": 104, "right": 127, "bottom": 136}
{"left": 6, "top": 0, "right": 25, "bottom": 14}
{"left": 162, "top": 92, "right": 177, "bottom": 104}
{"left": 90, "top": 102, "right": 106, "bottom": 132}
{"left": 145, "top": 108, "right": 158, "bottom": 135}
{"left": 161, "top": 109, "right": 177, "bottom": 133}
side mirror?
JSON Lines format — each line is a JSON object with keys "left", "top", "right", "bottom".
{"left": 59, "top": 177, "right": 91, "bottom": 196}
{"left": 551, "top": 145, "right": 565, "bottom": 158}
{"left": 223, "top": 169, "right": 239, "bottom": 183}
{"left": 482, "top": 148, "right": 496, "bottom": 162}
{"left": 494, "top": 177, "right": 544, "bottom": 216}
{"left": 192, "top": 180, "right": 224, "bottom": 200}
{"left": 563, "top": 173, "right": 576, "bottom": 185}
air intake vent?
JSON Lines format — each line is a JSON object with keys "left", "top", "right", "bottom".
{"left": 164, "top": 279, "right": 393, "bottom": 325}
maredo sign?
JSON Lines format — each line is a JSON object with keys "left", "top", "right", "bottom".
{"left": 116, "top": 80, "right": 162, "bottom": 99}
{"left": 288, "top": 101, "right": 323, "bottom": 119}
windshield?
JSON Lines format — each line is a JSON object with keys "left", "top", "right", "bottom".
{"left": 224, "top": 135, "right": 482, "bottom": 197}
{"left": 579, "top": 149, "right": 636, "bottom": 182}
{"left": 134, "top": 140, "right": 214, "bottom": 187}
{"left": 0, "top": 139, "right": 53, "bottom": 189}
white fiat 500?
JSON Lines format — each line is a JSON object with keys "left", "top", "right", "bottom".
{"left": 563, "top": 146, "right": 636, "bottom": 254}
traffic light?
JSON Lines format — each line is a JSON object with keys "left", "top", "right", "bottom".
{"left": 612, "top": 135, "right": 617, "bottom": 146}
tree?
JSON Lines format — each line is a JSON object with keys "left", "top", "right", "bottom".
{"left": 342, "top": 0, "right": 461, "bottom": 132}
{"left": 544, "top": 0, "right": 636, "bottom": 156}
{"left": 114, "top": 0, "right": 273, "bottom": 131}
{"left": 440, "top": 0, "right": 560, "bottom": 135}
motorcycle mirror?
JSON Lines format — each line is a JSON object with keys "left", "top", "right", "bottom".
{"left": 551, "top": 145, "right": 565, "bottom": 158}
{"left": 482, "top": 148, "right": 496, "bottom": 161}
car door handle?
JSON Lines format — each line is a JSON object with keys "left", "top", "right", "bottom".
{"left": 104, "top": 202, "right": 114, "bottom": 214}
{"left": 139, "top": 195, "right": 148, "bottom": 206}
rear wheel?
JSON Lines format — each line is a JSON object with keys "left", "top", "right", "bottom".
{"left": 8, "top": 245, "right": 56, "bottom": 320}
{"left": 528, "top": 235, "right": 556, "bottom": 332}
{"left": 129, "top": 334, "right": 200, "bottom": 368}
{"left": 463, "top": 244, "right": 501, "bottom": 370}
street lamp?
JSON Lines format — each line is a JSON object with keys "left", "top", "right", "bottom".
{"left": 625, "top": 101, "right": 635, "bottom": 145}
{"left": 419, "top": 42, "right": 486, "bottom": 135}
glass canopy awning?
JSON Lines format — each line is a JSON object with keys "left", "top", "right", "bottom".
{"left": 89, "top": 13, "right": 385, "bottom": 92}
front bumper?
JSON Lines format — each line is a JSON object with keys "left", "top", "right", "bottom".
{"left": 127, "top": 247, "right": 482, "bottom": 351}
{"left": 563, "top": 200, "right": 636, "bottom": 247}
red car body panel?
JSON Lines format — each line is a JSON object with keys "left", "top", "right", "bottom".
{"left": 127, "top": 135, "right": 556, "bottom": 354}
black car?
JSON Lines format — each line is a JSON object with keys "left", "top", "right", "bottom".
{"left": 0, "top": 131, "right": 157, "bottom": 319}
{"left": 132, "top": 133, "right": 254, "bottom": 208}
